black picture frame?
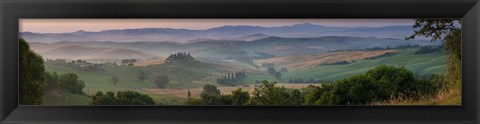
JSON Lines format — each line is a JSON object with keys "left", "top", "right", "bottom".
{"left": 1, "top": 0, "right": 479, "bottom": 124}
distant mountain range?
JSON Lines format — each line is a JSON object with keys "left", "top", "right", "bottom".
{"left": 21, "top": 23, "right": 417, "bottom": 43}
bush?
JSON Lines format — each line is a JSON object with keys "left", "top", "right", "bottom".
{"left": 154, "top": 75, "right": 170, "bottom": 88}
{"left": 200, "top": 84, "right": 226, "bottom": 105}
{"left": 184, "top": 98, "right": 204, "bottom": 105}
{"left": 230, "top": 88, "right": 250, "bottom": 105}
{"left": 58, "top": 73, "right": 86, "bottom": 94}
{"left": 249, "top": 81, "right": 290, "bottom": 105}
{"left": 90, "top": 91, "right": 155, "bottom": 105}
{"left": 313, "top": 65, "right": 446, "bottom": 105}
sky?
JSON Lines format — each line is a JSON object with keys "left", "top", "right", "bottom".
{"left": 19, "top": 19, "right": 415, "bottom": 33}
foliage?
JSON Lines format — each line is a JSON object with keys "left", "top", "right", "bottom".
{"left": 249, "top": 81, "right": 290, "bottom": 105}
{"left": 58, "top": 73, "right": 86, "bottom": 94}
{"left": 267, "top": 67, "right": 282, "bottom": 79}
{"left": 406, "top": 19, "right": 461, "bottom": 88}
{"left": 314, "top": 65, "right": 444, "bottom": 105}
{"left": 110, "top": 76, "right": 120, "bottom": 85}
{"left": 121, "top": 59, "right": 137, "bottom": 65}
{"left": 189, "top": 65, "right": 447, "bottom": 105}
{"left": 184, "top": 97, "right": 204, "bottom": 105}
{"left": 216, "top": 71, "right": 247, "bottom": 86}
{"left": 288, "top": 89, "right": 303, "bottom": 105}
{"left": 230, "top": 88, "right": 250, "bottom": 105}
{"left": 414, "top": 45, "right": 442, "bottom": 55}
{"left": 200, "top": 84, "right": 224, "bottom": 105}
{"left": 166, "top": 52, "right": 192, "bottom": 63}
{"left": 288, "top": 78, "right": 326, "bottom": 83}
{"left": 19, "top": 38, "right": 47, "bottom": 105}
{"left": 302, "top": 85, "right": 325, "bottom": 105}
{"left": 45, "top": 71, "right": 59, "bottom": 87}
{"left": 153, "top": 75, "right": 170, "bottom": 88}
{"left": 90, "top": 91, "right": 155, "bottom": 105}
{"left": 267, "top": 67, "right": 276, "bottom": 75}
{"left": 46, "top": 59, "right": 104, "bottom": 72}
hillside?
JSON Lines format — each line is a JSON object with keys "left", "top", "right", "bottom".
{"left": 254, "top": 49, "right": 400, "bottom": 71}
{"left": 282, "top": 48, "right": 447, "bottom": 81}
{"left": 77, "top": 48, "right": 157, "bottom": 60}
{"left": 30, "top": 44, "right": 157, "bottom": 60}
{"left": 29, "top": 36, "right": 440, "bottom": 62}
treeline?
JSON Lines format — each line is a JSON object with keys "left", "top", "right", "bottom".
{"left": 46, "top": 59, "right": 104, "bottom": 72}
{"left": 45, "top": 72, "right": 86, "bottom": 94}
{"left": 216, "top": 71, "right": 247, "bottom": 86}
{"left": 120, "top": 59, "right": 137, "bottom": 66}
{"left": 90, "top": 91, "right": 155, "bottom": 105}
{"left": 414, "top": 45, "right": 442, "bottom": 55}
{"left": 319, "top": 60, "right": 350, "bottom": 66}
{"left": 186, "top": 65, "right": 447, "bottom": 105}
{"left": 166, "top": 52, "right": 192, "bottom": 63}
{"left": 288, "top": 78, "right": 330, "bottom": 84}
{"left": 267, "top": 67, "right": 282, "bottom": 79}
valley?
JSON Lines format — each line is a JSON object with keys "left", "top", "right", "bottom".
{"left": 41, "top": 44, "right": 446, "bottom": 105}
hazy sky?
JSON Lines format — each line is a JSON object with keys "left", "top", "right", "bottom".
{"left": 20, "top": 19, "right": 415, "bottom": 33}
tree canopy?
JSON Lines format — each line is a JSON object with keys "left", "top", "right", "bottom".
{"left": 406, "top": 19, "right": 461, "bottom": 87}
{"left": 90, "top": 91, "right": 155, "bottom": 105}
{"left": 19, "top": 38, "right": 47, "bottom": 105}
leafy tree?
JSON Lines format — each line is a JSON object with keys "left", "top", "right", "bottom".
{"left": 19, "top": 38, "right": 47, "bottom": 105}
{"left": 288, "top": 89, "right": 303, "bottom": 105}
{"left": 303, "top": 85, "right": 324, "bottom": 105}
{"left": 110, "top": 76, "right": 119, "bottom": 85}
{"left": 45, "top": 71, "right": 59, "bottom": 87}
{"left": 153, "top": 75, "right": 170, "bottom": 88}
{"left": 364, "top": 65, "right": 415, "bottom": 97}
{"left": 267, "top": 67, "right": 276, "bottom": 75}
{"left": 274, "top": 71, "right": 282, "bottom": 79}
{"left": 202, "top": 84, "right": 221, "bottom": 96}
{"left": 406, "top": 19, "right": 461, "bottom": 87}
{"left": 200, "top": 84, "right": 224, "bottom": 105}
{"left": 58, "top": 73, "right": 86, "bottom": 94}
{"left": 230, "top": 88, "right": 250, "bottom": 105}
{"left": 315, "top": 65, "right": 434, "bottom": 105}
{"left": 90, "top": 91, "right": 155, "bottom": 105}
{"left": 249, "top": 81, "right": 290, "bottom": 105}
{"left": 216, "top": 71, "right": 247, "bottom": 86}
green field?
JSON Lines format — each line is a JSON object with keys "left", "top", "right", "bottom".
{"left": 283, "top": 48, "right": 447, "bottom": 81}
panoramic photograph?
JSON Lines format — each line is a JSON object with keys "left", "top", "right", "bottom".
{"left": 19, "top": 19, "right": 461, "bottom": 106}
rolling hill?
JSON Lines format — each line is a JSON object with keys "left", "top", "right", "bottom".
{"left": 21, "top": 23, "right": 417, "bottom": 43}
{"left": 282, "top": 48, "right": 447, "bottom": 82}
{"left": 254, "top": 49, "right": 400, "bottom": 71}
{"left": 30, "top": 44, "right": 157, "bottom": 60}
{"left": 27, "top": 36, "right": 440, "bottom": 62}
